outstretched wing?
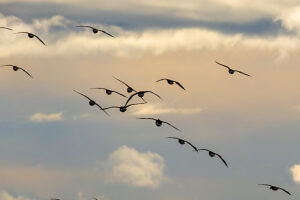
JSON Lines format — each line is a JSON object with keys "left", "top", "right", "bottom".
{"left": 185, "top": 141, "right": 198, "bottom": 151}
{"left": 102, "top": 106, "right": 120, "bottom": 110}
{"left": 278, "top": 187, "right": 291, "bottom": 195}
{"left": 90, "top": 87, "right": 107, "bottom": 90}
{"left": 216, "top": 153, "right": 228, "bottom": 167}
{"left": 235, "top": 70, "right": 252, "bottom": 77}
{"left": 113, "top": 76, "right": 136, "bottom": 91}
{"left": 33, "top": 34, "right": 46, "bottom": 46}
{"left": 215, "top": 61, "right": 230, "bottom": 70}
{"left": 95, "top": 103, "right": 110, "bottom": 116}
{"left": 166, "top": 136, "right": 181, "bottom": 140}
{"left": 258, "top": 184, "right": 273, "bottom": 187}
{"left": 137, "top": 117, "right": 157, "bottom": 121}
{"left": 15, "top": 31, "right": 29, "bottom": 34}
{"left": 126, "top": 102, "right": 146, "bottom": 108}
{"left": 76, "top": 25, "right": 95, "bottom": 29}
{"left": 20, "top": 67, "right": 33, "bottom": 78}
{"left": 156, "top": 78, "right": 168, "bottom": 82}
{"left": 0, "top": 27, "right": 13, "bottom": 31}
{"left": 197, "top": 149, "right": 210, "bottom": 152}
{"left": 0, "top": 64, "right": 14, "bottom": 67}
{"left": 162, "top": 121, "right": 181, "bottom": 132}
{"left": 73, "top": 90, "right": 92, "bottom": 101}
{"left": 125, "top": 92, "right": 138, "bottom": 106}
{"left": 100, "top": 30, "right": 114, "bottom": 37}
{"left": 144, "top": 91, "right": 162, "bottom": 99}
{"left": 112, "top": 90, "right": 127, "bottom": 98}
{"left": 175, "top": 81, "right": 185, "bottom": 90}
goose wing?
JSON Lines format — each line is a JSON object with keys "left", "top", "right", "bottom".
{"left": 215, "top": 61, "right": 230, "bottom": 70}
{"left": 19, "top": 67, "right": 33, "bottom": 78}
{"left": 162, "top": 120, "right": 181, "bottom": 132}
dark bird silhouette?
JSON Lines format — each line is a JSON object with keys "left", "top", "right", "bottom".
{"left": 1, "top": 64, "right": 33, "bottom": 78}
{"left": 125, "top": 91, "right": 161, "bottom": 106}
{"left": 15, "top": 31, "right": 46, "bottom": 46}
{"left": 0, "top": 26, "right": 13, "bottom": 31}
{"left": 197, "top": 149, "right": 228, "bottom": 167}
{"left": 156, "top": 79, "right": 185, "bottom": 90}
{"left": 258, "top": 184, "right": 291, "bottom": 195}
{"left": 167, "top": 137, "right": 198, "bottom": 151}
{"left": 215, "top": 61, "right": 251, "bottom": 77}
{"left": 113, "top": 76, "right": 147, "bottom": 103}
{"left": 137, "top": 117, "right": 181, "bottom": 131}
{"left": 73, "top": 90, "right": 109, "bottom": 116}
{"left": 113, "top": 76, "right": 137, "bottom": 93}
{"left": 103, "top": 103, "right": 145, "bottom": 113}
{"left": 91, "top": 87, "right": 127, "bottom": 98}
{"left": 76, "top": 25, "right": 114, "bottom": 37}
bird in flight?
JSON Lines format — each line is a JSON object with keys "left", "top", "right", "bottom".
{"left": 167, "top": 137, "right": 198, "bottom": 151}
{"left": 197, "top": 149, "right": 228, "bottom": 167}
{"left": 91, "top": 87, "right": 127, "bottom": 98}
{"left": 76, "top": 25, "right": 114, "bottom": 37}
{"left": 103, "top": 103, "right": 145, "bottom": 113}
{"left": 0, "top": 64, "right": 33, "bottom": 78}
{"left": 0, "top": 26, "right": 13, "bottom": 31}
{"left": 125, "top": 91, "right": 161, "bottom": 106}
{"left": 113, "top": 76, "right": 138, "bottom": 94}
{"left": 113, "top": 76, "right": 147, "bottom": 103}
{"left": 215, "top": 61, "right": 251, "bottom": 77}
{"left": 258, "top": 184, "right": 291, "bottom": 195}
{"left": 137, "top": 117, "right": 181, "bottom": 131}
{"left": 15, "top": 31, "right": 46, "bottom": 46}
{"left": 73, "top": 90, "right": 109, "bottom": 116}
{"left": 156, "top": 79, "right": 185, "bottom": 90}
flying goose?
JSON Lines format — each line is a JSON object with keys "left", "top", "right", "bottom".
{"left": 167, "top": 137, "right": 198, "bottom": 151}
{"left": 73, "top": 90, "right": 109, "bottom": 116}
{"left": 197, "top": 149, "right": 228, "bottom": 167}
{"left": 137, "top": 117, "right": 180, "bottom": 131}
{"left": 15, "top": 31, "right": 46, "bottom": 46}
{"left": 1, "top": 64, "right": 32, "bottom": 78}
{"left": 76, "top": 25, "right": 114, "bottom": 37}
{"left": 156, "top": 79, "right": 185, "bottom": 90}
{"left": 258, "top": 184, "right": 291, "bottom": 195}
{"left": 215, "top": 61, "right": 251, "bottom": 77}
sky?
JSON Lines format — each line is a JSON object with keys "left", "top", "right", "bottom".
{"left": 0, "top": 0, "right": 300, "bottom": 199}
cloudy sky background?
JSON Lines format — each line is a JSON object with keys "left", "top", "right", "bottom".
{"left": 0, "top": 0, "right": 300, "bottom": 199}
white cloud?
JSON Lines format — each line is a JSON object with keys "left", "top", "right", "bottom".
{"left": 291, "top": 164, "right": 300, "bottom": 183}
{"left": 0, "top": 190, "right": 33, "bottom": 200}
{"left": 276, "top": 6, "right": 300, "bottom": 32}
{"left": 107, "top": 145, "right": 167, "bottom": 188}
{"left": 0, "top": 0, "right": 300, "bottom": 23}
{"left": 30, "top": 112, "right": 63, "bottom": 122}
{"left": 131, "top": 103, "right": 202, "bottom": 115}
{"left": 1, "top": 13, "right": 300, "bottom": 59}
{"left": 32, "top": 15, "right": 68, "bottom": 32}
{"left": 72, "top": 113, "right": 92, "bottom": 120}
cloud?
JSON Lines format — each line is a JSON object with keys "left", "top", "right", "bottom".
{"left": 0, "top": 0, "right": 299, "bottom": 23}
{"left": 30, "top": 112, "right": 63, "bottom": 122}
{"left": 1, "top": 12, "right": 300, "bottom": 59}
{"left": 106, "top": 145, "right": 167, "bottom": 188}
{"left": 32, "top": 15, "right": 68, "bottom": 32}
{"left": 276, "top": 6, "right": 300, "bottom": 33}
{"left": 290, "top": 164, "right": 300, "bottom": 183}
{"left": 131, "top": 103, "right": 202, "bottom": 115}
{"left": 0, "top": 190, "right": 33, "bottom": 200}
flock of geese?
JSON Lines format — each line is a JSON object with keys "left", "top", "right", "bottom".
{"left": 1, "top": 24, "right": 293, "bottom": 199}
